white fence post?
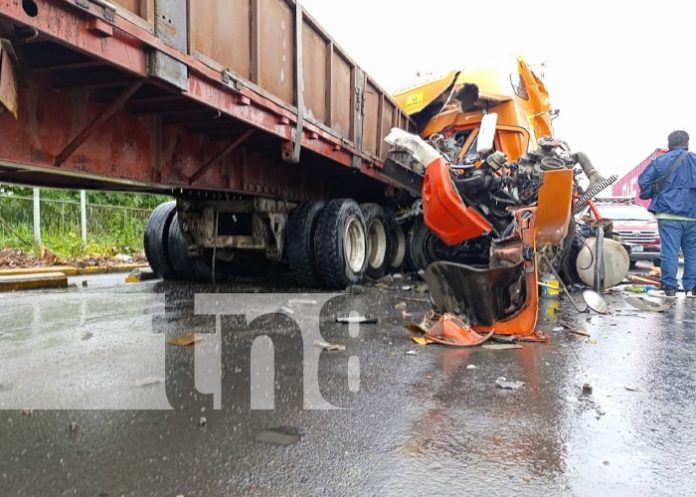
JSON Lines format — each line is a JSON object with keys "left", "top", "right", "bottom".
{"left": 33, "top": 188, "right": 41, "bottom": 246}
{"left": 80, "top": 190, "right": 87, "bottom": 244}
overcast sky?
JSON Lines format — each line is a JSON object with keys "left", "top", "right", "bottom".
{"left": 302, "top": 0, "right": 694, "bottom": 177}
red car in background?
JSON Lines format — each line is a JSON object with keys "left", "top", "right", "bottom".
{"left": 593, "top": 198, "right": 661, "bottom": 267}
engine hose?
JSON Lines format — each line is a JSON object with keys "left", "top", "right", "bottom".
{"left": 572, "top": 151, "right": 600, "bottom": 179}
{"left": 492, "top": 190, "right": 521, "bottom": 206}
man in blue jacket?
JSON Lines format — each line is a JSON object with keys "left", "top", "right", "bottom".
{"left": 639, "top": 130, "right": 696, "bottom": 297}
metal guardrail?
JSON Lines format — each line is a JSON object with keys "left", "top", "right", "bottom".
{"left": 0, "top": 191, "right": 153, "bottom": 247}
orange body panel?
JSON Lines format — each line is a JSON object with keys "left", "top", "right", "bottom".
{"left": 473, "top": 208, "right": 542, "bottom": 338}
{"left": 535, "top": 169, "right": 574, "bottom": 246}
{"left": 397, "top": 58, "right": 554, "bottom": 163}
{"left": 422, "top": 157, "right": 493, "bottom": 245}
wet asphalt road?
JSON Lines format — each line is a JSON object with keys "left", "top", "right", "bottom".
{"left": 1, "top": 272, "right": 696, "bottom": 497}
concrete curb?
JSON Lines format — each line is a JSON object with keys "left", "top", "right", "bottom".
{"left": 0, "top": 263, "right": 149, "bottom": 278}
{"left": 0, "top": 272, "right": 68, "bottom": 292}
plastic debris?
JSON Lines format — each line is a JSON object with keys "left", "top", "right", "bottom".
{"left": 624, "top": 285, "right": 657, "bottom": 294}
{"left": 198, "top": 416, "right": 207, "bottom": 427}
{"left": 81, "top": 332, "right": 94, "bottom": 341}
{"left": 314, "top": 340, "right": 346, "bottom": 352}
{"left": 125, "top": 268, "right": 157, "bottom": 284}
{"left": 405, "top": 350, "right": 418, "bottom": 356}
{"left": 582, "top": 383, "right": 593, "bottom": 395}
{"left": 466, "top": 364, "right": 477, "bottom": 370}
{"left": 411, "top": 336, "right": 433, "bottom": 346}
{"left": 496, "top": 377, "right": 525, "bottom": 390}
{"left": 624, "top": 386, "right": 640, "bottom": 392}
{"left": 168, "top": 334, "right": 201, "bottom": 347}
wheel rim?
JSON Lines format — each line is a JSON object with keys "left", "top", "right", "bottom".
{"left": 367, "top": 219, "right": 387, "bottom": 270}
{"left": 343, "top": 217, "right": 366, "bottom": 273}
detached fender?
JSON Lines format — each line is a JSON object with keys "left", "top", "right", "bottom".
{"left": 422, "top": 157, "right": 493, "bottom": 245}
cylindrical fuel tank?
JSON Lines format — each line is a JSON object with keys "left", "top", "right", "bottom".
{"left": 575, "top": 237, "right": 630, "bottom": 288}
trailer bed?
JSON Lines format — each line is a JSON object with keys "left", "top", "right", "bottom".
{"left": 0, "top": 0, "right": 414, "bottom": 201}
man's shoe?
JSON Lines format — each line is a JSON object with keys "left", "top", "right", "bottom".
{"left": 664, "top": 287, "right": 677, "bottom": 297}
{"left": 690, "top": 287, "right": 696, "bottom": 298}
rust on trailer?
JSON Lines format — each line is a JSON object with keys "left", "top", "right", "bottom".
{"left": 0, "top": 41, "right": 18, "bottom": 118}
{"left": 0, "top": 0, "right": 413, "bottom": 200}
{"left": 189, "top": 0, "right": 251, "bottom": 80}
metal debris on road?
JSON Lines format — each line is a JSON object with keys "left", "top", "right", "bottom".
{"left": 559, "top": 321, "right": 591, "bottom": 338}
{"left": 314, "top": 340, "right": 346, "bottom": 352}
{"left": 482, "top": 344, "right": 523, "bottom": 351}
{"left": 496, "top": 377, "right": 525, "bottom": 390}
{"left": 336, "top": 315, "right": 378, "bottom": 324}
{"left": 287, "top": 299, "right": 318, "bottom": 305}
{"left": 255, "top": 428, "right": 300, "bottom": 446}
{"left": 625, "top": 295, "right": 675, "bottom": 313}
{"left": 134, "top": 377, "right": 164, "bottom": 387}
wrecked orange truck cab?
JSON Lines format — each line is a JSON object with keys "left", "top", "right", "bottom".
{"left": 388, "top": 59, "right": 602, "bottom": 341}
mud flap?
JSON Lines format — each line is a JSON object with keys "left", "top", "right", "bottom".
{"left": 424, "top": 261, "right": 526, "bottom": 327}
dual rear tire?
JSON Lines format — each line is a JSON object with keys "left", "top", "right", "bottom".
{"left": 143, "top": 201, "right": 177, "bottom": 280}
{"left": 144, "top": 203, "right": 212, "bottom": 282}
{"left": 285, "top": 200, "right": 405, "bottom": 289}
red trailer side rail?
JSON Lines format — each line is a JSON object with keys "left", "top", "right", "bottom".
{"left": 0, "top": 0, "right": 414, "bottom": 201}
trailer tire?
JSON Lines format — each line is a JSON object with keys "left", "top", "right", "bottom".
{"left": 167, "top": 213, "right": 210, "bottom": 282}
{"left": 144, "top": 201, "right": 177, "bottom": 280}
{"left": 405, "top": 219, "right": 438, "bottom": 272}
{"left": 361, "top": 204, "right": 391, "bottom": 280}
{"left": 387, "top": 215, "right": 407, "bottom": 271}
{"left": 285, "top": 201, "right": 325, "bottom": 288}
{"left": 315, "top": 199, "right": 368, "bottom": 289}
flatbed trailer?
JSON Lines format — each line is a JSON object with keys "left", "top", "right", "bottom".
{"left": 0, "top": 0, "right": 418, "bottom": 287}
